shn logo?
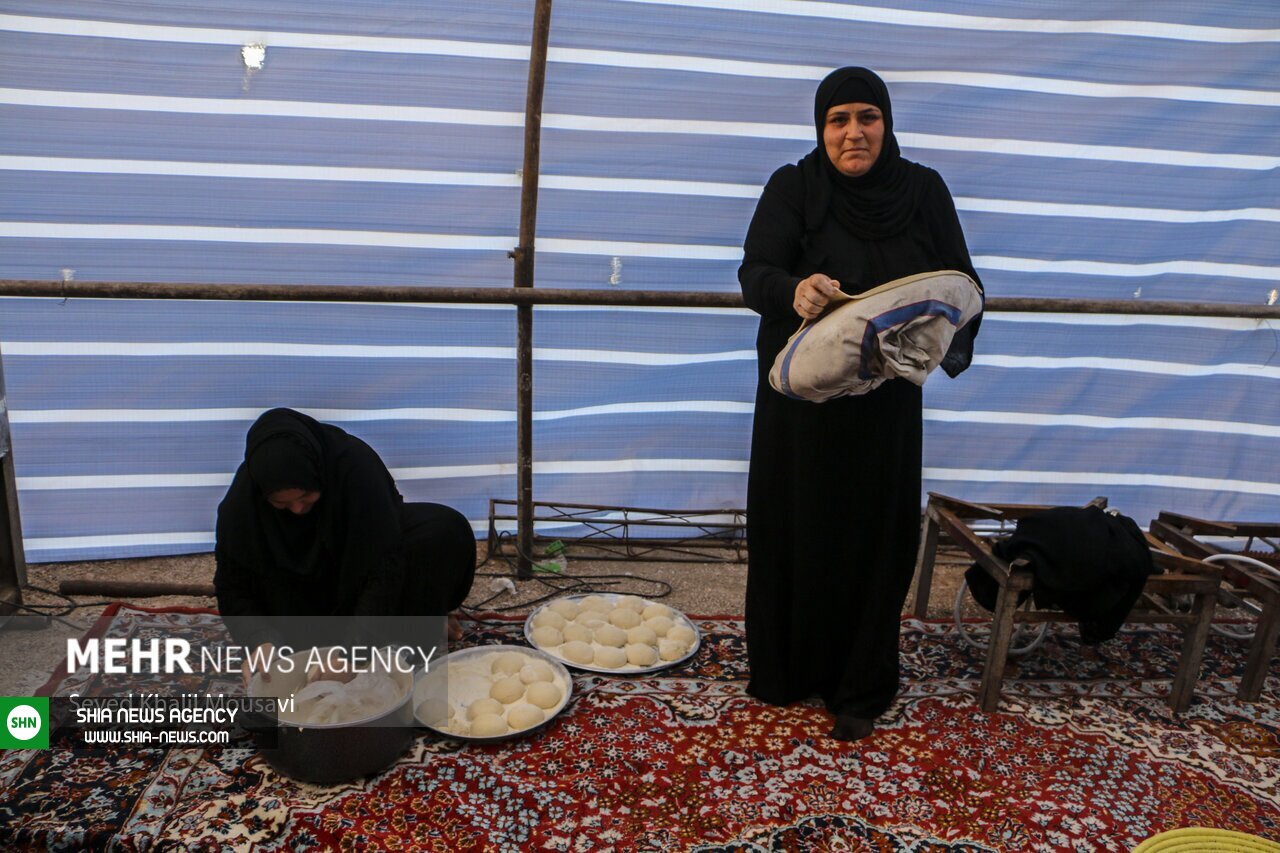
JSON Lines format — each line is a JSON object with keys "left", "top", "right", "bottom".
{"left": 0, "top": 697, "right": 50, "bottom": 749}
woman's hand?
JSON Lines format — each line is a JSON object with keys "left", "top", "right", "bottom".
{"left": 794, "top": 274, "right": 841, "bottom": 320}
{"left": 243, "top": 642, "right": 274, "bottom": 689}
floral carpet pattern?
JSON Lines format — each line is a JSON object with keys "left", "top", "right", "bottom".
{"left": 1, "top": 604, "right": 1277, "bottom": 851}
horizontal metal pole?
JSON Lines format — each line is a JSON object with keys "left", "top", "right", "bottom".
{"left": 0, "top": 280, "right": 1277, "bottom": 318}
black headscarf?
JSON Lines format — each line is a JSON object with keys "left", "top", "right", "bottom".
{"left": 224, "top": 409, "right": 330, "bottom": 575}
{"left": 799, "top": 66, "right": 928, "bottom": 240}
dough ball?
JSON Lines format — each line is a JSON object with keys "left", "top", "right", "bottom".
{"left": 667, "top": 624, "right": 697, "bottom": 646}
{"left": 642, "top": 603, "right": 672, "bottom": 621}
{"left": 561, "top": 640, "right": 595, "bottom": 665}
{"left": 645, "top": 616, "right": 675, "bottom": 637}
{"left": 594, "top": 646, "right": 628, "bottom": 669}
{"left": 417, "top": 700, "right": 449, "bottom": 729}
{"left": 616, "top": 595, "right": 646, "bottom": 613}
{"left": 658, "top": 638, "right": 686, "bottom": 661}
{"left": 562, "top": 623, "right": 594, "bottom": 644}
{"left": 518, "top": 662, "right": 555, "bottom": 684}
{"left": 490, "top": 676, "right": 525, "bottom": 705}
{"left": 627, "top": 625, "right": 658, "bottom": 646}
{"left": 491, "top": 652, "right": 526, "bottom": 676}
{"left": 626, "top": 643, "right": 658, "bottom": 667}
{"left": 467, "top": 697, "right": 505, "bottom": 720}
{"left": 531, "top": 626, "right": 563, "bottom": 648}
{"left": 593, "top": 624, "right": 627, "bottom": 648}
{"left": 471, "top": 713, "right": 509, "bottom": 738}
{"left": 532, "top": 610, "right": 566, "bottom": 631}
{"left": 608, "top": 608, "right": 642, "bottom": 629}
{"left": 548, "top": 599, "right": 581, "bottom": 620}
{"left": 575, "top": 613, "right": 606, "bottom": 630}
{"left": 579, "top": 595, "right": 611, "bottom": 613}
{"left": 526, "top": 680, "right": 563, "bottom": 710}
{"left": 506, "top": 702, "right": 545, "bottom": 731}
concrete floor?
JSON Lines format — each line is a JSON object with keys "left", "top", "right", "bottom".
{"left": 0, "top": 546, "right": 970, "bottom": 696}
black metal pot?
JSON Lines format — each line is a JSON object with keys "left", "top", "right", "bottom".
{"left": 244, "top": 651, "right": 415, "bottom": 784}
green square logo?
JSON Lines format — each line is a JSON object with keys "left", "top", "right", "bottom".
{"left": 0, "top": 697, "right": 50, "bottom": 749}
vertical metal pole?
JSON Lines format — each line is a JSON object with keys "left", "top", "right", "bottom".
{"left": 513, "top": 0, "right": 553, "bottom": 579}
{"left": 0, "top": 342, "right": 27, "bottom": 629}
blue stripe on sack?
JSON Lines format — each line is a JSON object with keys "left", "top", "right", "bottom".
{"left": 857, "top": 299, "right": 965, "bottom": 380}
{"left": 777, "top": 321, "right": 818, "bottom": 399}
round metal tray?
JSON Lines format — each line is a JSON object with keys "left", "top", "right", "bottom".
{"left": 413, "top": 644, "right": 573, "bottom": 743}
{"left": 523, "top": 593, "right": 701, "bottom": 675}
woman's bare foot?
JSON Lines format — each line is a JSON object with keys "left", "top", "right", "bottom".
{"left": 448, "top": 613, "right": 464, "bottom": 642}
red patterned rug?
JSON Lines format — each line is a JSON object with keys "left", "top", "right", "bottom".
{"left": 1, "top": 604, "right": 1277, "bottom": 851}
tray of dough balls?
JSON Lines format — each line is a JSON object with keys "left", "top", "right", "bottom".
{"left": 524, "top": 593, "right": 701, "bottom": 674}
{"left": 413, "top": 645, "right": 572, "bottom": 742}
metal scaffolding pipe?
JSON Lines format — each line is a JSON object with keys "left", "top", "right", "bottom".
{"left": 513, "top": 0, "right": 554, "bottom": 579}
{"left": 0, "top": 281, "right": 1276, "bottom": 318}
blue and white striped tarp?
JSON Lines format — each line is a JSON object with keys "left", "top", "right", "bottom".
{"left": 0, "top": 1, "right": 1276, "bottom": 562}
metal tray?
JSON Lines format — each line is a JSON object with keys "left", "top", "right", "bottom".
{"left": 413, "top": 644, "right": 573, "bottom": 743}
{"left": 523, "top": 593, "right": 701, "bottom": 675}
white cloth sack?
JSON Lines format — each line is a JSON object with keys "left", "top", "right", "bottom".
{"left": 769, "top": 269, "right": 982, "bottom": 402}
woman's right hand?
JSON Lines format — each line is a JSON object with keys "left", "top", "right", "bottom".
{"left": 794, "top": 274, "right": 841, "bottom": 320}
{"left": 243, "top": 642, "right": 274, "bottom": 689}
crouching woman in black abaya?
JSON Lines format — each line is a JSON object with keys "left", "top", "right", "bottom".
{"left": 214, "top": 408, "right": 476, "bottom": 675}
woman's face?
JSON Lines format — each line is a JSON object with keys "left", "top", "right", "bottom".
{"left": 266, "top": 488, "right": 322, "bottom": 515}
{"left": 823, "top": 102, "right": 884, "bottom": 177}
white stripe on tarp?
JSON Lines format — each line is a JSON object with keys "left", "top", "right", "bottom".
{"left": 5, "top": 14, "right": 1279, "bottom": 103}
{"left": 9, "top": 156, "right": 1279, "bottom": 227}
{"left": 0, "top": 222, "right": 738, "bottom": 260}
{"left": 612, "top": 0, "right": 1280, "bottom": 43}
{"left": 18, "top": 463, "right": 1274, "bottom": 497}
{"left": 9, "top": 400, "right": 755, "bottom": 424}
{"left": 924, "top": 467, "right": 1280, "bottom": 496}
{"left": 898, "top": 132, "right": 1279, "bottom": 171}
{"left": 972, "top": 255, "right": 1279, "bottom": 282}
{"left": 0, "top": 340, "right": 754, "bottom": 365}
{"left": 923, "top": 408, "right": 1280, "bottom": 438}
{"left": 954, "top": 196, "right": 1280, "bottom": 224}
{"left": 19, "top": 473, "right": 234, "bottom": 490}
{"left": 971, "top": 355, "right": 1280, "bottom": 379}
{"left": 0, "top": 221, "right": 515, "bottom": 252}
{"left": 12, "top": 404, "right": 1272, "bottom": 439}
{"left": 0, "top": 87, "right": 526, "bottom": 126}
{"left": 21, "top": 518, "right": 575, "bottom": 552}
{"left": 8, "top": 158, "right": 1280, "bottom": 224}
{"left": 0, "top": 14, "right": 530, "bottom": 57}
{"left": 4, "top": 341, "right": 1268, "bottom": 376}
{"left": 4, "top": 222, "right": 1274, "bottom": 277}
{"left": 391, "top": 458, "right": 750, "bottom": 480}
{"left": 4, "top": 88, "right": 1276, "bottom": 170}
{"left": 17, "top": 458, "right": 750, "bottom": 490}
{"left": 23, "top": 531, "right": 217, "bottom": 550}
{"left": 984, "top": 314, "right": 1278, "bottom": 332}
{"left": 0, "top": 155, "right": 523, "bottom": 188}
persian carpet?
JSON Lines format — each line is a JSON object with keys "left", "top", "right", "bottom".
{"left": 0, "top": 603, "right": 1276, "bottom": 851}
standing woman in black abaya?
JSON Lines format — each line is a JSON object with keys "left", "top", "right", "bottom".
{"left": 739, "top": 67, "right": 982, "bottom": 740}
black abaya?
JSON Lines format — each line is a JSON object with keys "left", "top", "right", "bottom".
{"left": 214, "top": 408, "right": 475, "bottom": 650}
{"left": 739, "top": 68, "right": 981, "bottom": 719}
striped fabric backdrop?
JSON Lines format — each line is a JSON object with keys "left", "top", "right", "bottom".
{"left": 0, "top": 1, "right": 1276, "bottom": 562}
